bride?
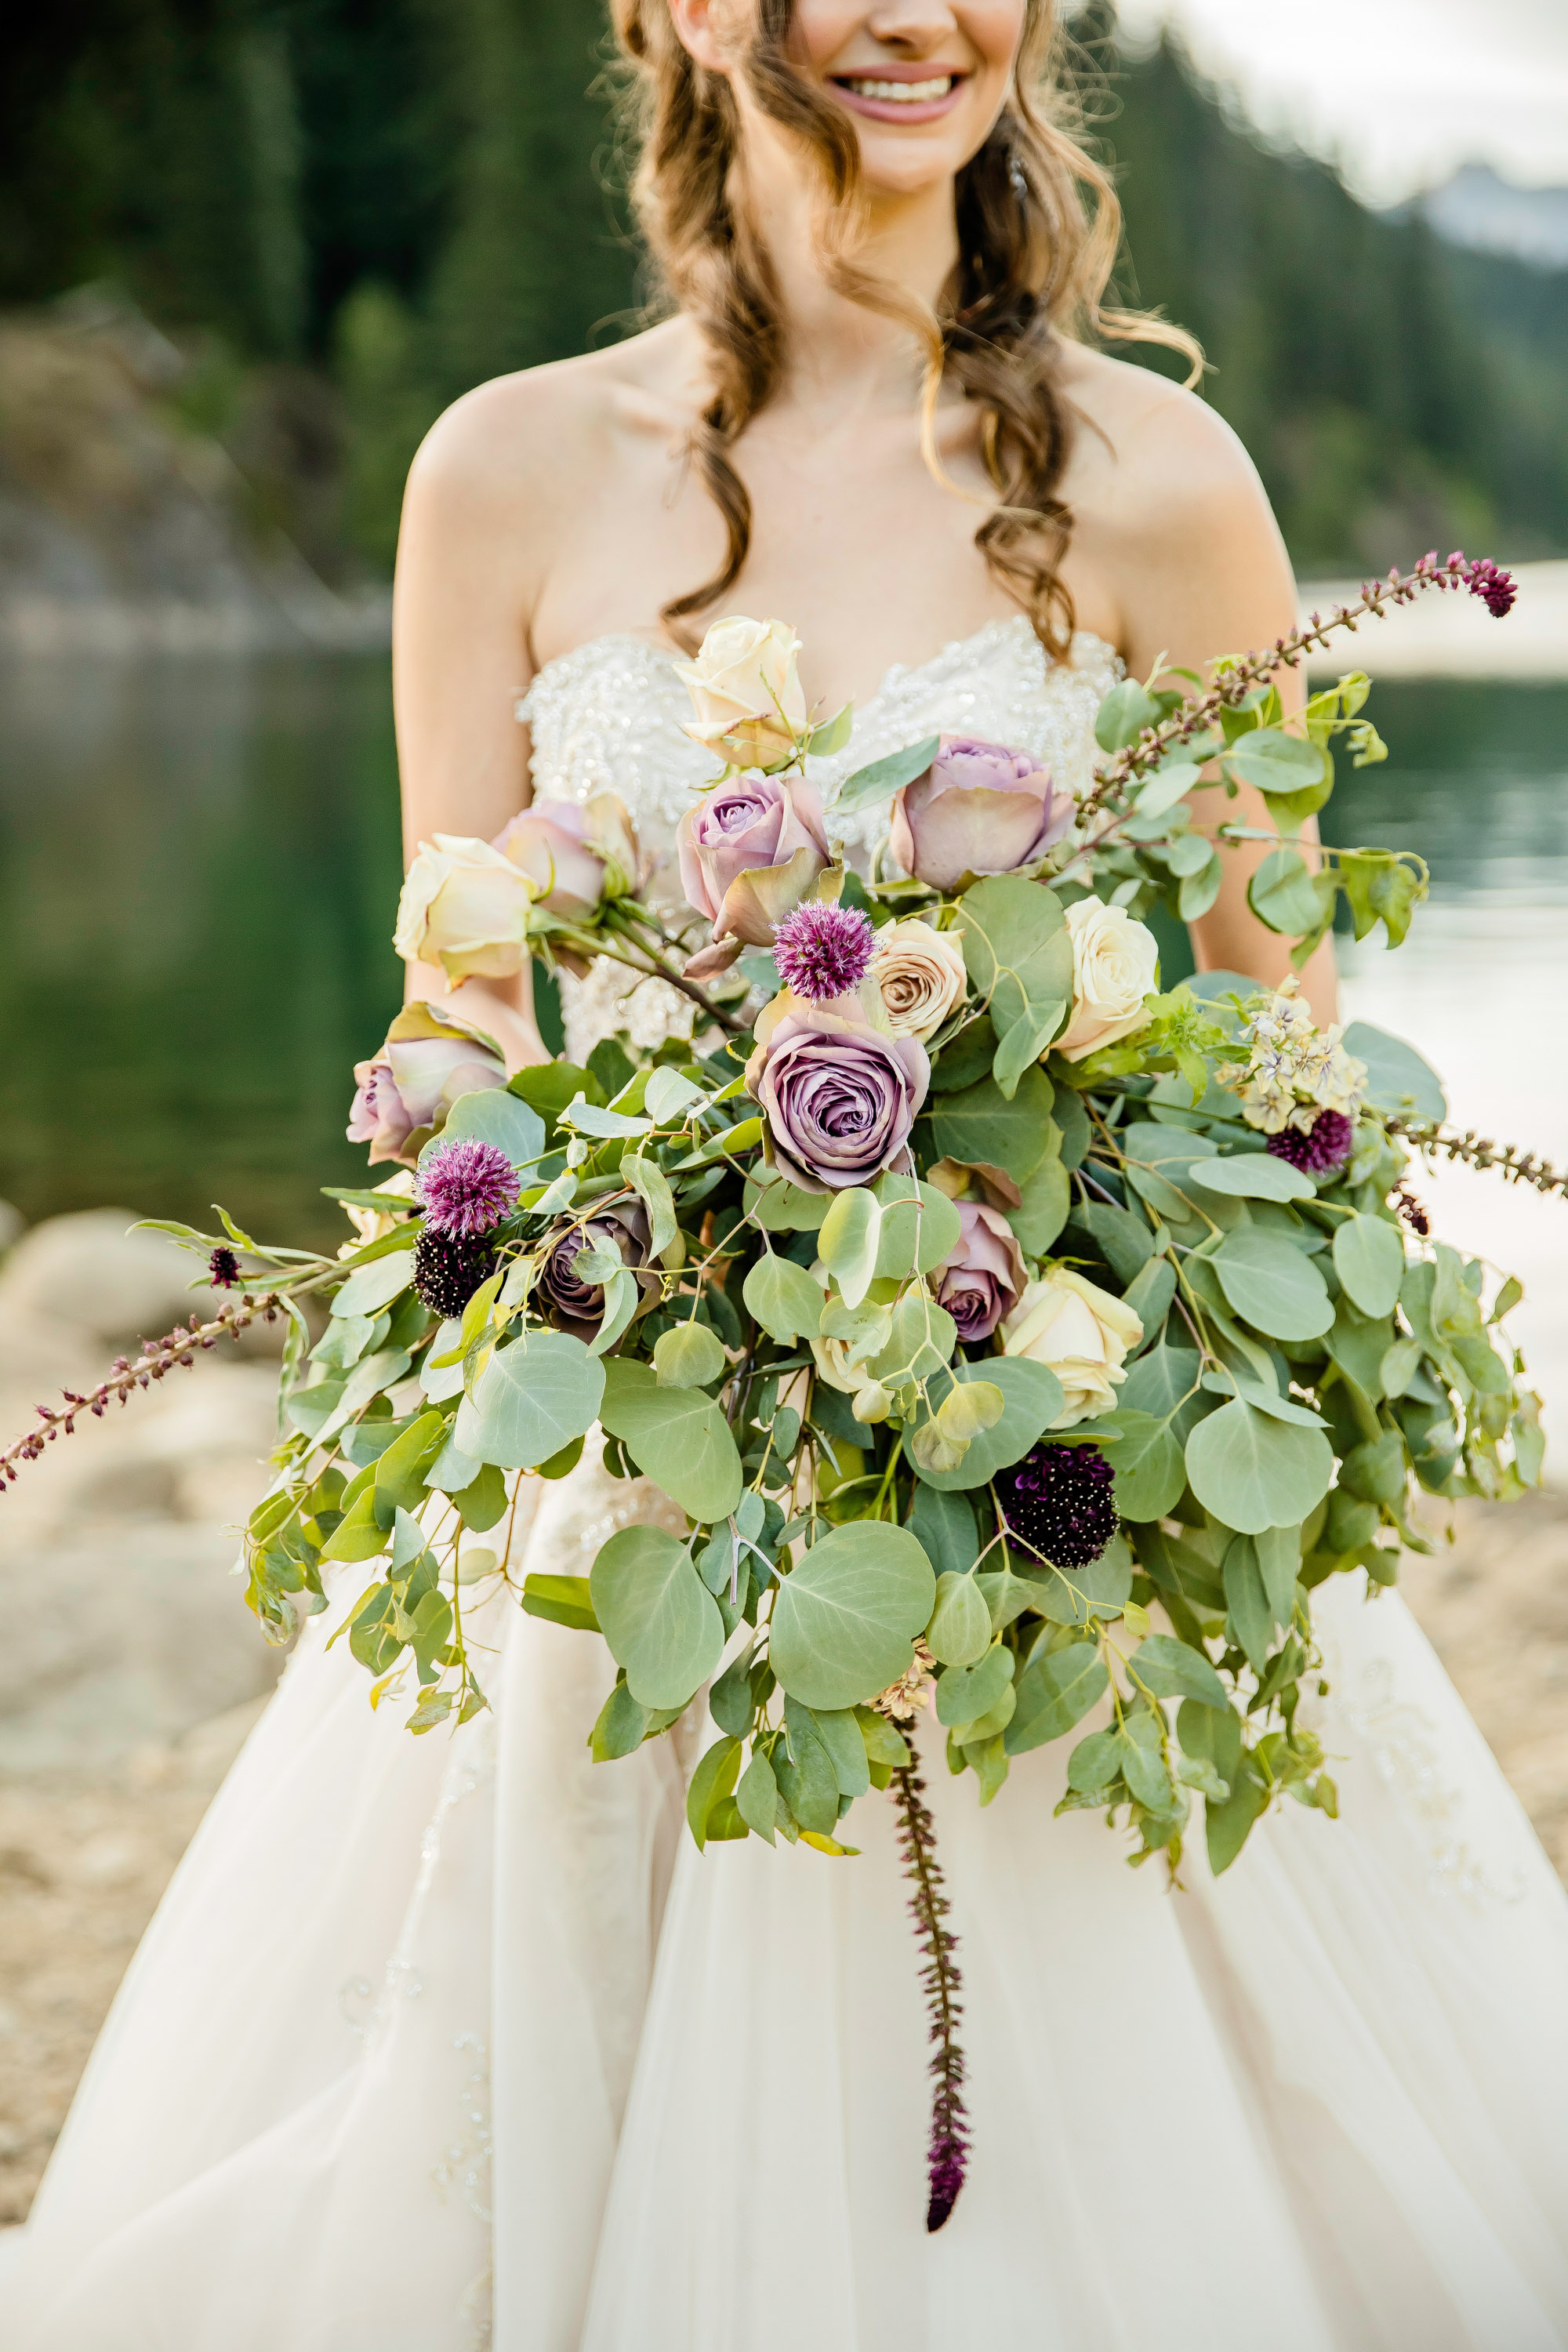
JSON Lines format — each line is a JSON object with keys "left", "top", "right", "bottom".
{"left": 9, "top": 2, "right": 1568, "bottom": 2346}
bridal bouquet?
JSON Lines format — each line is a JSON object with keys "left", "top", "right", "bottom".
{"left": 5, "top": 550, "right": 1549, "bottom": 2227}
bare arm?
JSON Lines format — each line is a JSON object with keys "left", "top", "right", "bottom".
{"left": 1065, "top": 359, "right": 1338, "bottom": 1020}
{"left": 390, "top": 379, "right": 555, "bottom": 1069}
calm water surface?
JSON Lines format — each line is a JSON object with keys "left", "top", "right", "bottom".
{"left": 1, "top": 659, "right": 1565, "bottom": 1254}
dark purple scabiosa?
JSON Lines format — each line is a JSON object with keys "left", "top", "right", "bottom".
{"left": 209, "top": 1246, "right": 240, "bottom": 1289}
{"left": 1460, "top": 554, "right": 1518, "bottom": 619}
{"left": 1266, "top": 1108, "right": 1353, "bottom": 1177}
{"left": 412, "top": 1228, "right": 499, "bottom": 1319}
{"left": 999, "top": 1440, "right": 1118, "bottom": 1568}
{"left": 416, "top": 1137, "right": 519, "bottom": 1239}
{"left": 771, "top": 898, "right": 876, "bottom": 1004}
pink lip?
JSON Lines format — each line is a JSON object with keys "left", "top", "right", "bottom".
{"left": 829, "top": 71, "right": 967, "bottom": 126}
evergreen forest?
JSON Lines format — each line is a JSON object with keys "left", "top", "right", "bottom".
{"left": 5, "top": 0, "right": 1563, "bottom": 582}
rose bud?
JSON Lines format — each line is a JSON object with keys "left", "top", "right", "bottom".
{"left": 866, "top": 917, "right": 967, "bottom": 1041}
{"left": 677, "top": 772, "right": 830, "bottom": 949}
{"left": 745, "top": 996, "right": 928, "bottom": 1193}
{"left": 934, "top": 1200, "right": 1026, "bottom": 1344}
{"left": 535, "top": 1201, "right": 659, "bottom": 1343}
{"left": 492, "top": 793, "right": 640, "bottom": 923}
{"left": 1001, "top": 1266, "right": 1142, "bottom": 1427}
{"left": 674, "top": 615, "right": 808, "bottom": 770}
{"left": 394, "top": 834, "right": 537, "bottom": 982}
{"left": 1055, "top": 899, "right": 1160, "bottom": 1061}
{"left": 887, "top": 736, "right": 1074, "bottom": 895}
{"left": 347, "top": 1004, "right": 506, "bottom": 1167}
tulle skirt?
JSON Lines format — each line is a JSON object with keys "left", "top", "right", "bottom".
{"left": 6, "top": 1444, "right": 1568, "bottom": 2351}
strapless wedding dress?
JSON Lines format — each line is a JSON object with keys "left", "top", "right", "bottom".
{"left": 6, "top": 619, "right": 1568, "bottom": 2352}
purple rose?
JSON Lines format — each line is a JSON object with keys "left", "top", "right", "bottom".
{"left": 888, "top": 735, "right": 1073, "bottom": 894}
{"left": 745, "top": 998, "right": 929, "bottom": 1194}
{"left": 535, "top": 1202, "right": 657, "bottom": 1341}
{"left": 677, "top": 773, "right": 830, "bottom": 948}
{"left": 935, "top": 1200, "right": 1026, "bottom": 1342}
{"left": 347, "top": 1007, "right": 506, "bottom": 1167}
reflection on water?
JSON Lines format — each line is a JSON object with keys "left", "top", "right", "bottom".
{"left": 0, "top": 655, "right": 403, "bottom": 1248}
{"left": 0, "top": 662, "right": 1564, "bottom": 1269}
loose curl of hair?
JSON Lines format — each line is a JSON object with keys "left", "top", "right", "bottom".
{"left": 610, "top": 0, "right": 1200, "bottom": 657}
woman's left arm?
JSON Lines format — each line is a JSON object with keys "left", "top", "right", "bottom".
{"left": 1064, "top": 359, "right": 1339, "bottom": 1020}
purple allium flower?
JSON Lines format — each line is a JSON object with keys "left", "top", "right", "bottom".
{"left": 416, "top": 1137, "right": 520, "bottom": 1238}
{"left": 1266, "top": 1108, "right": 1353, "bottom": 1176}
{"left": 413, "top": 1227, "right": 499, "bottom": 1319}
{"left": 1462, "top": 556, "right": 1517, "bottom": 619}
{"left": 999, "top": 1441, "right": 1117, "bottom": 1567}
{"left": 771, "top": 898, "right": 876, "bottom": 1002}
{"left": 209, "top": 1246, "right": 240, "bottom": 1288}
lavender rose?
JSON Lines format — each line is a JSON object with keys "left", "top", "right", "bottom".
{"left": 745, "top": 997, "right": 929, "bottom": 1193}
{"left": 888, "top": 736, "right": 1073, "bottom": 895}
{"left": 347, "top": 1004, "right": 506, "bottom": 1166}
{"left": 492, "top": 793, "right": 638, "bottom": 924}
{"left": 934, "top": 1200, "right": 1026, "bottom": 1342}
{"left": 535, "top": 1202, "right": 657, "bottom": 1341}
{"left": 677, "top": 773, "right": 830, "bottom": 950}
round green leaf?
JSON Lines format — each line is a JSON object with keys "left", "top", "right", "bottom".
{"left": 925, "top": 1570, "right": 992, "bottom": 1667}
{"left": 434, "top": 1086, "right": 546, "bottom": 1169}
{"left": 742, "top": 1252, "right": 825, "bottom": 1344}
{"left": 910, "top": 1358, "right": 1065, "bottom": 1493}
{"left": 1342, "top": 1021, "right": 1446, "bottom": 1122}
{"left": 1333, "top": 1211, "right": 1406, "bottom": 1319}
{"left": 818, "top": 1187, "right": 883, "bottom": 1308}
{"left": 935, "top": 1641, "right": 1013, "bottom": 1727}
{"left": 1213, "top": 1229, "right": 1334, "bottom": 1341}
{"left": 873, "top": 1175, "right": 963, "bottom": 1279}
{"left": 1184, "top": 1399, "right": 1334, "bottom": 1534}
{"left": 454, "top": 1330, "right": 605, "bottom": 1469}
{"left": 1128, "top": 1633, "right": 1228, "bottom": 1708}
{"left": 1099, "top": 1410, "right": 1186, "bottom": 1521}
{"left": 653, "top": 1321, "right": 728, "bottom": 1388}
{"left": 1227, "top": 727, "right": 1327, "bottom": 794}
{"left": 769, "top": 1523, "right": 936, "bottom": 1711}
{"left": 590, "top": 1526, "right": 725, "bottom": 1709}
{"left": 597, "top": 1359, "right": 743, "bottom": 1522}
{"left": 1004, "top": 1642, "right": 1108, "bottom": 1755}
{"left": 1188, "top": 1154, "right": 1314, "bottom": 1203}
{"left": 931, "top": 1065, "right": 1055, "bottom": 1187}
{"left": 332, "top": 1248, "right": 416, "bottom": 1319}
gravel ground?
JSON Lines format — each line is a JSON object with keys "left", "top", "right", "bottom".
{"left": 3, "top": 1488, "right": 1566, "bottom": 2229}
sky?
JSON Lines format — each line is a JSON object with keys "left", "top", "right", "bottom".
{"left": 1110, "top": 0, "right": 1568, "bottom": 203}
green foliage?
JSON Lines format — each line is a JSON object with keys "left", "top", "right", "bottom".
{"left": 768, "top": 1523, "right": 936, "bottom": 1712}
{"left": 590, "top": 1526, "right": 724, "bottom": 1710}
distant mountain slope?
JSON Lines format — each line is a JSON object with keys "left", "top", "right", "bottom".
{"left": 1421, "top": 165, "right": 1568, "bottom": 271}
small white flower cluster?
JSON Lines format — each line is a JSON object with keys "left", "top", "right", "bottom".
{"left": 1218, "top": 975, "right": 1367, "bottom": 1135}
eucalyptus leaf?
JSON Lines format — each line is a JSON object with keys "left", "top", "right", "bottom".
{"left": 332, "top": 1250, "right": 416, "bottom": 1319}
{"left": 834, "top": 733, "right": 941, "bottom": 818}
{"left": 931, "top": 1065, "right": 1054, "bottom": 1186}
{"left": 873, "top": 1174, "right": 964, "bottom": 1278}
{"left": 590, "top": 1524, "right": 725, "bottom": 1709}
{"left": 910, "top": 1358, "right": 1064, "bottom": 1492}
{"left": 1100, "top": 1410, "right": 1187, "bottom": 1521}
{"left": 1213, "top": 1229, "right": 1334, "bottom": 1341}
{"left": 1004, "top": 1642, "right": 1109, "bottom": 1755}
{"left": 622, "top": 1151, "right": 678, "bottom": 1258}
{"left": 935, "top": 1642, "right": 1013, "bottom": 1727}
{"left": 598, "top": 1361, "right": 744, "bottom": 1523}
{"left": 742, "top": 1252, "right": 824, "bottom": 1343}
{"left": 955, "top": 875, "right": 1073, "bottom": 1040}
{"left": 925, "top": 1570, "right": 993, "bottom": 1667}
{"left": 1342, "top": 1022, "right": 1446, "bottom": 1122}
{"left": 768, "top": 1521, "right": 935, "bottom": 1711}
{"left": 1333, "top": 1210, "right": 1406, "bottom": 1319}
{"left": 434, "top": 1086, "right": 546, "bottom": 1170}
{"left": 1226, "top": 727, "right": 1327, "bottom": 794}
{"left": 454, "top": 1331, "right": 605, "bottom": 1470}
{"left": 1127, "top": 1632, "right": 1228, "bottom": 1708}
{"left": 818, "top": 1188, "right": 882, "bottom": 1309}
{"left": 1184, "top": 1399, "right": 1334, "bottom": 1534}
{"left": 1188, "top": 1153, "right": 1314, "bottom": 1203}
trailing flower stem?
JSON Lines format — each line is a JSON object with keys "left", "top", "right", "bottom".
{"left": 1387, "top": 1120, "right": 1568, "bottom": 1200}
{"left": 891, "top": 1759, "right": 970, "bottom": 2232}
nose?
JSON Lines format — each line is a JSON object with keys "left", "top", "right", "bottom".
{"left": 861, "top": 0, "right": 962, "bottom": 53}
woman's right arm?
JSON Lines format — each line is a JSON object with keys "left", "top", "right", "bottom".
{"left": 390, "top": 379, "right": 559, "bottom": 1072}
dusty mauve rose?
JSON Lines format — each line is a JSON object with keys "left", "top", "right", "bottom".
{"left": 935, "top": 1200, "right": 1026, "bottom": 1343}
{"left": 394, "top": 834, "right": 535, "bottom": 982}
{"left": 1001, "top": 1266, "right": 1143, "bottom": 1427}
{"left": 535, "top": 1201, "right": 657, "bottom": 1342}
{"left": 1055, "top": 898, "right": 1160, "bottom": 1062}
{"left": 347, "top": 1004, "right": 506, "bottom": 1166}
{"left": 866, "top": 918, "right": 967, "bottom": 1041}
{"left": 745, "top": 996, "right": 929, "bottom": 1193}
{"left": 492, "top": 793, "right": 638, "bottom": 923}
{"left": 888, "top": 736, "right": 1073, "bottom": 895}
{"left": 674, "top": 615, "right": 808, "bottom": 769}
{"left": 677, "top": 773, "right": 831, "bottom": 948}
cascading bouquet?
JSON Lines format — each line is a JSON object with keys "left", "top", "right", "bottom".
{"left": 5, "top": 549, "right": 1555, "bottom": 2233}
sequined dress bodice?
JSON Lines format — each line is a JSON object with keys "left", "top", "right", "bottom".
{"left": 516, "top": 615, "right": 1121, "bottom": 1058}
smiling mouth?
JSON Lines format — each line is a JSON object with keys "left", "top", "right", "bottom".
{"left": 836, "top": 74, "right": 956, "bottom": 103}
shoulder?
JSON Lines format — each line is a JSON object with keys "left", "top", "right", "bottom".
{"left": 1056, "top": 344, "right": 1272, "bottom": 533}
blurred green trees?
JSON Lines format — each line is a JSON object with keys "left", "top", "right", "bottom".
{"left": 3, "top": 1, "right": 1562, "bottom": 577}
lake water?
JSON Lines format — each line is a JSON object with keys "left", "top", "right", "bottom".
{"left": 2, "top": 659, "right": 1566, "bottom": 1374}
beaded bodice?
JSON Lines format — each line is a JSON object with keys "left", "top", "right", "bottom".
{"left": 515, "top": 615, "right": 1121, "bottom": 1058}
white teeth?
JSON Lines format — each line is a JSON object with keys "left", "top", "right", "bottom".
{"left": 844, "top": 76, "right": 954, "bottom": 103}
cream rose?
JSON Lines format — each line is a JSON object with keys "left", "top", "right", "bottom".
{"left": 674, "top": 615, "right": 808, "bottom": 770}
{"left": 808, "top": 1265, "right": 894, "bottom": 1424}
{"left": 866, "top": 919, "right": 967, "bottom": 1042}
{"left": 1054, "top": 898, "right": 1160, "bottom": 1062}
{"left": 394, "top": 834, "right": 536, "bottom": 983}
{"left": 1001, "top": 1267, "right": 1143, "bottom": 1427}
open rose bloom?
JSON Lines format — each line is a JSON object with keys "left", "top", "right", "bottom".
{"left": 889, "top": 736, "right": 1074, "bottom": 895}
{"left": 347, "top": 1003, "right": 506, "bottom": 1166}
{"left": 492, "top": 793, "right": 639, "bottom": 924}
{"left": 746, "top": 994, "right": 929, "bottom": 1193}
{"left": 866, "top": 918, "right": 967, "bottom": 1041}
{"left": 677, "top": 773, "right": 830, "bottom": 952}
{"left": 1055, "top": 898, "right": 1160, "bottom": 1062}
{"left": 1002, "top": 1267, "right": 1143, "bottom": 1426}
{"left": 935, "top": 1200, "right": 1026, "bottom": 1343}
{"left": 674, "top": 615, "right": 808, "bottom": 771}
{"left": 393, "top": 834, "right": 536, "bottom": 982}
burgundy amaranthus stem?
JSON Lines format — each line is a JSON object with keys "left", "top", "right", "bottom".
{"left": 1075, "top": 550, "right": 1517, "bottom": 836}
{"left": 0, "top": 1292, "right": 281, "bottom": 1488}
{"left": 1385, "top": 1118, "right": 1567, "bottom": 1200}
{"left": 891, "top": 1760, "right": 970, "bottom": 2232}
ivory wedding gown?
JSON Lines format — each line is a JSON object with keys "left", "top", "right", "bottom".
{"left": 6, "top": 618, "right": 1568, "bottom": 2352}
